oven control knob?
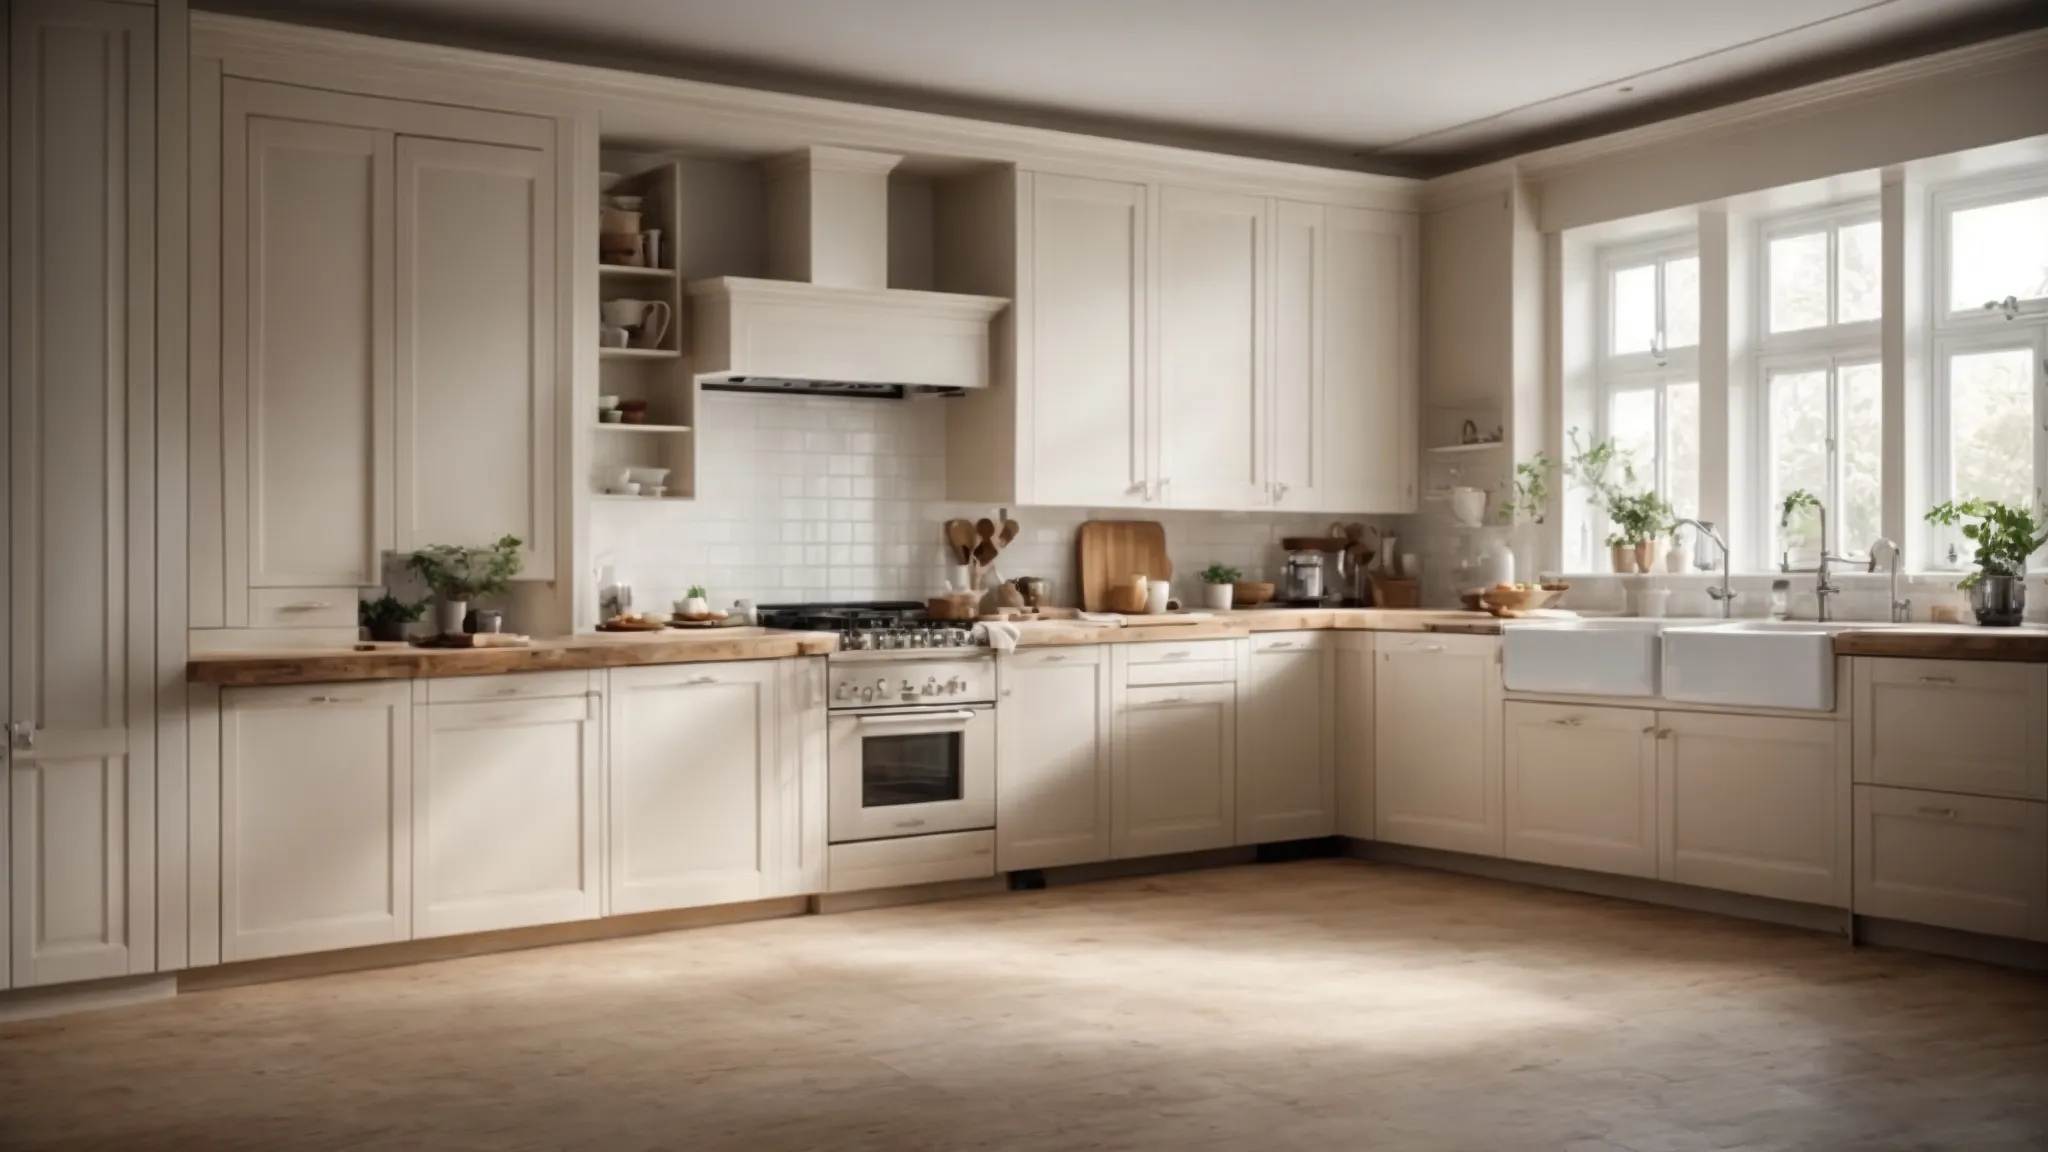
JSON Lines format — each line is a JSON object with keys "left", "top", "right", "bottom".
{"left": 923, "top": 677, "right": 940, "bottom": 696}
{"left": 874, "top": 678, "right": 887, "bottom": 694}
{"left": 948, "top": 676, "right": 968, "bottom": 694}
{"left": 900, "top": 679, "right": 915, "bottom": 697}
{"left": 861, "top": 687, "right": 874, "bottom": 703}
{"left": 834, "top": 682, "right": 851, "bottom": 701}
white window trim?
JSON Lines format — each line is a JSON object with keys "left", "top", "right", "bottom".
{"left": 1593, "top": 235, "right": 1700, "bottom": 547}
{"left": 1756, "top": 200, "right": 1882, "bottom": 357}
{"left": 1925, "top": 323, "right": 2048, "bottom": 568}
{"left": 1932, "top": 172, "right": 2048, "bottom": 331}
{"left": 1757, "top": 352, "right": 1883, "bottom": 567}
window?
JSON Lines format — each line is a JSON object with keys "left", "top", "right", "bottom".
{"left": 1757, "top": 204, "right": 1883, "bottom": 565}
{"left": 1598, "top": 239, "right": 1699, "bottom": 522}
{"left": 1931, "top": 176, "right": 2048, "bottom": 565}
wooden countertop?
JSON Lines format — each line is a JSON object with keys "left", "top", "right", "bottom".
{"left": 186, "top": 628, "right": 840, "bottom": 687}
{"left": 1830, "top": 625, "right": 2048, "bottom": 662}
{"left": 1005, "top": 609, "right": 1504, "bottom": 647}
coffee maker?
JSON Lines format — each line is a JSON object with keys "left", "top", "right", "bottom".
{"left": 1281, "top": 549, "right": 1327, "bottom": 603}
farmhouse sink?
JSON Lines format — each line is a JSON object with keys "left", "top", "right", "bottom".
{"left": 1502, "top": 618, "right": 1670, "bottom": 697}
{"left": 1660, "top": 619, "right": 1891, "bottom": 711}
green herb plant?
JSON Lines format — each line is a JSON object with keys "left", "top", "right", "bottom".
{"left": 1496, "top": 451, "right": 1559, "bottom": 526}
{"left": 405, "top": 535, "right": 524, "bottom": 601}
{"left": 687, "top": 584, "right": 708, "bottom": 599}
{"left": 1200, "top": 564, "right": 1242, "bottom": 585}
{"left": 1925, "top": 497, "right": 2048, "bottom": 588}
{"left": 358, "top": 594, "right": 426, "bottom": 627}
{"left": 1564, "top": 429, "right": 1669, "bottom": 545}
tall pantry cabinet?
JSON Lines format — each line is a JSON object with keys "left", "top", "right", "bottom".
{"left": 4, "top": 0, "right": 160, "bottom": 989}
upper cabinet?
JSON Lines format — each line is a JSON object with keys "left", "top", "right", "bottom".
{"left": 208, "top": 80, "right": 566, "bottom": 627}
{"left": 942, "top": 171, "right": 1418, "bottom": 514}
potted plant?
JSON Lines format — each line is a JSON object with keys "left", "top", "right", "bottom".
{"left": 1925, "top": 497, "right": 2047, "bottom": 626}
{"left": 678, "top": 584, "right": 712, "bottom": 619}
{"left": 1199, "top": 564, "right": 1241, "bottom": 610}
{"left": 1492, "top": 452, "right": 1558, "bottom": 585}
{"left": 358, "top": 593, "right": 425, "bottom": 643}
{"left": 1565, "top": 430, "right": 1662, "bottom": 573}
{"left": 1612, "top": 491, "right": 1675, "bottom": 574}
{"left": 406, "top": 535, "right": 523, "bottom": 636}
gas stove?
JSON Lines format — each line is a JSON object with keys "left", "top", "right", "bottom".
{"left": 757, "top": 600, "right": 987, "bottom": 655}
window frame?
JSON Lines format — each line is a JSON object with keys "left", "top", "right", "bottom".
{"left": 1933, "top": 172, "right": 2048, "bottom": 330}
{"left": 1593, "top": 235, "right": 1700, "bottom": 541}
{"left": 1756, "top": 199, "right": 1882, "bottom": 355}
{"left": 1925, "top": 323, "right": 2048, "bottom": 567}
{"left": 1757, "top": 352, "right": 1883, "bottom": 565}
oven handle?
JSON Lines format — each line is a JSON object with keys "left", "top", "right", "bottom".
{"left": 855, "top": 710, "right": 977, "bottom": 726}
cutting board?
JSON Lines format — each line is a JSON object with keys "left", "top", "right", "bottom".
{"left": 1076, "top": 520, "right": 1172, "bottom": 612}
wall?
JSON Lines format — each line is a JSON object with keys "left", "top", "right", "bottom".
{"left": 588, "top": 390, "right": 1384, "bottom": 614}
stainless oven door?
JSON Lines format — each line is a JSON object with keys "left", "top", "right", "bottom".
{"left": 827, "top": 704, "right": 995, "bottom": 843}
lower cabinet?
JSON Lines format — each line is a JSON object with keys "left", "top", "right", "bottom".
{"left": 1374, "top": 634, "right": 1502, "bottom": 855}
{"left": 1854, "top": 785, "right": 2048, "bottom": 941}
{"left": 607, "top": 662, "right": 780, "bottom": 914}
{"left": 1503, "top": 703, "right": 1658, "bottom": 879}
{"left": 413, "top": 695, "right": 602, "bottom": 938}
{"left": 1236, "top": 634, "right": 1335, "bottom": 845}
{"left": 220, "top": 683, "right": 413, "bottom": 962}
{"left": 1333, "top": 634, "right": 1376, "bottom": 839}
{"left": 1659, "top": 712, "right": 1847, "bottom": 908}
{"left": 1113, "top": 682, "right": 1236, "bottom": 859}
{"left": 996, "top": 648, "right": 1114, "bottom": 871}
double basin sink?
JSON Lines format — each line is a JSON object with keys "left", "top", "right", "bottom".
{"left": 1502, "top": 617, "right": 1886, "bottom": 711}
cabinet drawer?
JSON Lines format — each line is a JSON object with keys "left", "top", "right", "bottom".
{"left": 1004, "top": 646, "right": 1104, "bottom": 669}
{"left": 423, "top": 694, "right": 590, "bottom": 729}
{"left": 1250, "top": 631, "right": 1323, "bottom": 654}
{"left": 248, "top": 587, "right": 359, "bottom": 629}
{"left": 1853, "top": 658, "right": 2047, "bottom": 799}
{"left": 1378, "top": 632, "right": 1497, "bottom": 659}
{"left": 1126, "top": 659, "right": 1236, "bottom": 686}
{"left": 425, "top": 670, "right": 595, "bottom": 704}
{"left": 827, "top": 830, "right": 996, "bottom": 894}
{"left": 1854, "top": 785, "right": 2048, "bottom": 942}
{"left": 1123, "top": 638, "right": 1238, "bottom": 665}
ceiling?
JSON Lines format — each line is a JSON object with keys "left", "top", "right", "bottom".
{"left": 210, "top": 0, "right": 2048, "bottom": 175}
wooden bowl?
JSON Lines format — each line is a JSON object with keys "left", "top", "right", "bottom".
{"left": 1479, "top": 583, "right": 1572, "bottom": 617}
{"left": 1233, "top": 581, "right": 1276, "bottom": 606}
{"left": 927, "top": 592, "right": 981, "bottom": 621}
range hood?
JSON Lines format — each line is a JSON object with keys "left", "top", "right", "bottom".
{"left": 689, "top": 146, "right": 1008, "bottom": 397}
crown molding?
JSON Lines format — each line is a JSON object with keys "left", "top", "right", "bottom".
{"left": 191, "top": 12, "right": 1424, "bottom": 211}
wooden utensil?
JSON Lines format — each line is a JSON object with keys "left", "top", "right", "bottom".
{"left": 1076, "top": 521, "right": 1173, "bottom": 612}
{"left": 997, "top": 518, "right": 1021, "bottom": 550}
{"left": 973, "top": 518, "right": 1000, "bottom": 565}
{"left": 945, "top": 520, "right": 978, "bottom": 565}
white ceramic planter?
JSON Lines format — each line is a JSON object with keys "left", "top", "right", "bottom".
{"left": 432, "top": 598, "right": 468, "bottom": 636}
{"left": 1201, "top": 583, "right": 1234, "bottom": 611}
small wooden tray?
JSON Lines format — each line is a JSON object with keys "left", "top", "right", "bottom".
{"left": 665, "top": 618, "right": 724, "bottom": 629}
{"left": 597, "top": 617, "right": 667, "bottom": 633}
{"left": 412, "top": 632, "right": 533, "bottom": 649}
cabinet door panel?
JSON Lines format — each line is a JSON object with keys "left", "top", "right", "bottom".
{"left": 1659, "top": 712, "right": 1846, "bottom": 908}
{"left": 1323, "top": 207, "right": 1416, "bottom": 513}
{"left": 414, "top": 696, "right": 599, "bottom": 938}
{"left": 608, "top": 663, "right": 776, "bottom": 914}
{"left": 1374, "top": 638, "right": 1501, "bottom": 855}
{"left": 1268, "top": 200, "right": 1322, "bottom": 509}
{"left": 7, "top": 0, "right": 156, "bottom": 988}
{"left": 1027, "top": 174, "right": 1148, "bottom": 507}
{"left": 1854, "top": 786, "right": 2048, "bottom": 942}
{"left": 1333, "top": 636, "right": 1376, "bottom": 839}
{"left": 221, "top": 684, "right": 411, "bottom": 961}
{"left": 394, "top": 136, "right": 556, "bottom": 576}
{"left": 1237, "top": 639, "right": 1334, "bottom": 844}
{"left": 1157, "top": 186, "right": 1264, "bottom": 510}
{"left": 227, "top": 106, "right": 393, "bottom": 590}
{"left": 1503, "top": 703, "right": 1657, "bottom": 878}
{"left": 1114, "top": 682, "right": 1235, "bottom": 859}
{"left": 997, "top": 650, "right": 1113, "bottom": 871}
{"left": 1853, "top": 659, "right": 2046, "bottom": 800}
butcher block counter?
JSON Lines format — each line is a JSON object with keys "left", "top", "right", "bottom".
{"left": 187, "top": 628, "right": 841, "bottom": 687}
{"left": 1005, "top": 608, "right": 1504, "bottom": 647}
{"left": 1830, "top": 624, "right": 2048, "bottom": 662}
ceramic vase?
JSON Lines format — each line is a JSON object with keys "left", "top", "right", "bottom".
{"left": 432, "top": 598, "right": 468, "bottom": 637}
{"left": 1202, "top": 582, "right": 1234, "bottom": 610}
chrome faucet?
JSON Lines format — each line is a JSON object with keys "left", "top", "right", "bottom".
{"left": 1870, "top": 538, "right": 1910, "bottom": 623}
{"left": 1778, "top": 500, "right": 1870, "bottom": 623}
{"left": 1673, "top": 518, "right": 1735, "bottom": 619}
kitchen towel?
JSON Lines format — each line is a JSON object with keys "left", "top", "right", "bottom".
{"left": 976, "top": 621, "right": 1022, "bottom": 652}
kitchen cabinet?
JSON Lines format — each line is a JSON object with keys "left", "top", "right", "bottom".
{"left": 1853, "top": 785, "right": 2048, "bottom": 942}
{"left": 220, "top": 683, "right": 412, "bottom": 962}
{"left": 1852, "top": 658, "right": 2047, "bottom": 800}
{"left": 217, "top": 80, "right": 562, "bottom": 626}
{"left": 6, "top": 0, "right": 158, "bottom": 989}
{"left": 1659, "top": 712, "right": 1847, "bottom": 908}
{"left": 1237, "top": 633, "right": 1335, "bottom": 844}
{"left": 1333, "top": 634, "right": 1376, "bottom": 839}
{"left": 413, "top": 692, "right": 601, "bottom": 938}
{"left": 1503, "top": 703, "right": 1658, "bottom": 879}
{"left": 1374, "top": 634, "right": 1502, "bottom": 856}
{"left": 1114, "top": 681, "right": 1237, "bottom": 859}
{"left": 608, "top": 661, "right": 781, "bottom": 913}
{"left": 996, "top": 647, "right": 1114, "bottom": 871}
{"left": 1156, "top": 186, "right": 1266, "bottom": 510}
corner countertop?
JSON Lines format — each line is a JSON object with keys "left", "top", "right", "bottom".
{"left": 186, "top": 628, "right": 841, "bottom": 687}
{"left": 1828, "top": 624, "right": 2048, "bottom": 663}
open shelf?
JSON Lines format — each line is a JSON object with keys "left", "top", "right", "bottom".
{"left": 592, "top": 492, "right": 691, "bottom": 503}
{"left": 1427, "top": 441, "right": 1506, "bottom": 455}
{"left": 599, "top": 347, "right": 680, "bottom": 361}
{"left": 593, "top": 422, "right": 693, "bottom": 434}
{"left": 599, "top": 264, "right": 676, "bottom": 279}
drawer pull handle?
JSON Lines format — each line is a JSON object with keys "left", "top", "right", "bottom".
{"left": 687, "top": 676, "right": 719, "bottom": 685}
{"left": 1917, "top": 675, "right": 1956, "bottom": 685}
{"left": 281, "top": 601, "right": 332, "bottom": 612}
{"left": 494, "top": 686, "right": 523, "bottom": 696}
{"left": 310, "top": 695, "right": 346, "bottom": 704}
{"left": 1657, "top": 729, "right": 1672, "bottom": 740}
{"left": 1268, "top": 641, "right": 1295, "bottom": 649}
{"left": 1420, "top": 644, "right": 1446, "bottom": 653}
{"left": 1163, "top": 651, "right": 1191, "bottom": 659}
{"left": 1042, "top": 654, "right": 1067, "bottom": 662}
{"left": 1916, "top": 805, "right": 1959, "bottom": 819}
{"left": 1551, "top": 716, "right": 1584, "bottom": 727}
{"left": 1140, "top": 695, "right": 1192, "bottom": 706}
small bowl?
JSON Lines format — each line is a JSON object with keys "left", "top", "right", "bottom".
{"left": 598, "top": 171, "right": 625, "bottom": 192}
{"left": 597, "top": 394, "right": 620, "bottom": 411}
{"left": 611, "top": 481, "right": 641, "bottom": 497}
{"left": 627, "top": 467, "right": 670, "bottom": 487}
{"left": 599, "top": 409, "right": 624, "bottom": 423}
{"left": 1233, "top": 581, "right": 1276, "bottom": 606}
{"left": 644, "top": 486, "right": 666, "bottom": 498}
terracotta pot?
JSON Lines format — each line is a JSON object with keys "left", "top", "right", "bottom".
{"left": 1633, "top": 538, "right": 1665, "bottom": 573}
{"left": 1609, "top": 544, "right": 1637, "bottom": 575}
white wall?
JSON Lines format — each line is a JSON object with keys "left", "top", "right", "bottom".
{"left": 588, "top": 390, "right": 1383, "bottom": 613}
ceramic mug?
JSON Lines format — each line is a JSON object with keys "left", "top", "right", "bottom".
{"left": 1146, "top": 580, "right": 1172, "bottom": 615}
{"left": 599, "top": 299, "right": 672, "bottom": 348}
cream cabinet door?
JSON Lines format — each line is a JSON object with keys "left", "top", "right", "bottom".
{"left": 413, "top": 694, "right": 600, "bottom": 938}
{"left": 1855, "top": 785, "right": 2048, "bottom": 941}
{"left": 1333, "top": 634, "right": 1376, "bottom": 839}
{"left": 1319, "top": 207, "right": 1417, "bottom": 514}
{"left": 1156, "top": 186, "right": 1265, "bottom": 510}
{"left": 1374, "top": 635, "right": 1502, "bottom": 856}
{"left": 1659, "top": 712, "right": 1847, "bottom": 908}
{"left": 1024, "top": 173, "right": 1150, "bottom": 508}
{"left": 224, "top": 93, "right": 394, "bottom": 591}
{"left": 1237, "top": 635, "right": 1334, "bottom": 844}
{"left": 394, "top": 136, "right": 557, "bottom": 577}
{"left": 996, "top": 647, "right": 1113, "bottom": 871}
{"left": 1266, "top": 200, "right": 1322, "bottom": 512}
{"left": 7, "top": 0, "right": 157, "bottom": 989}
{"left": 1114, "top": 682, "right": 1236, "bottom": 859}
{"left": 608, "top": 662, "right": 779, "bottom": 914}
{"left": 1853, "top": 658, "right": 2047, "bottom": 800}
{"left": 1503, "top": 703, "right": 1658, "bottom": 879}
{"left": 221, "top": 683, "right": 412, "bottom": 962}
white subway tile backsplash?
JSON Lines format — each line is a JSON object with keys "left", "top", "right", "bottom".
{"left": 589, "top": 391, "right": 1393, "bottom": 611}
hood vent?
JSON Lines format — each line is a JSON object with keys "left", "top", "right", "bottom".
{"left": 688, "top": 146, "right": 1007, "bottom": 396}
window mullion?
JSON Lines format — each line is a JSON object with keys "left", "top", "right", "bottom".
{"left": 1826, "top": 362, "right": 1842, "bottom": 556}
